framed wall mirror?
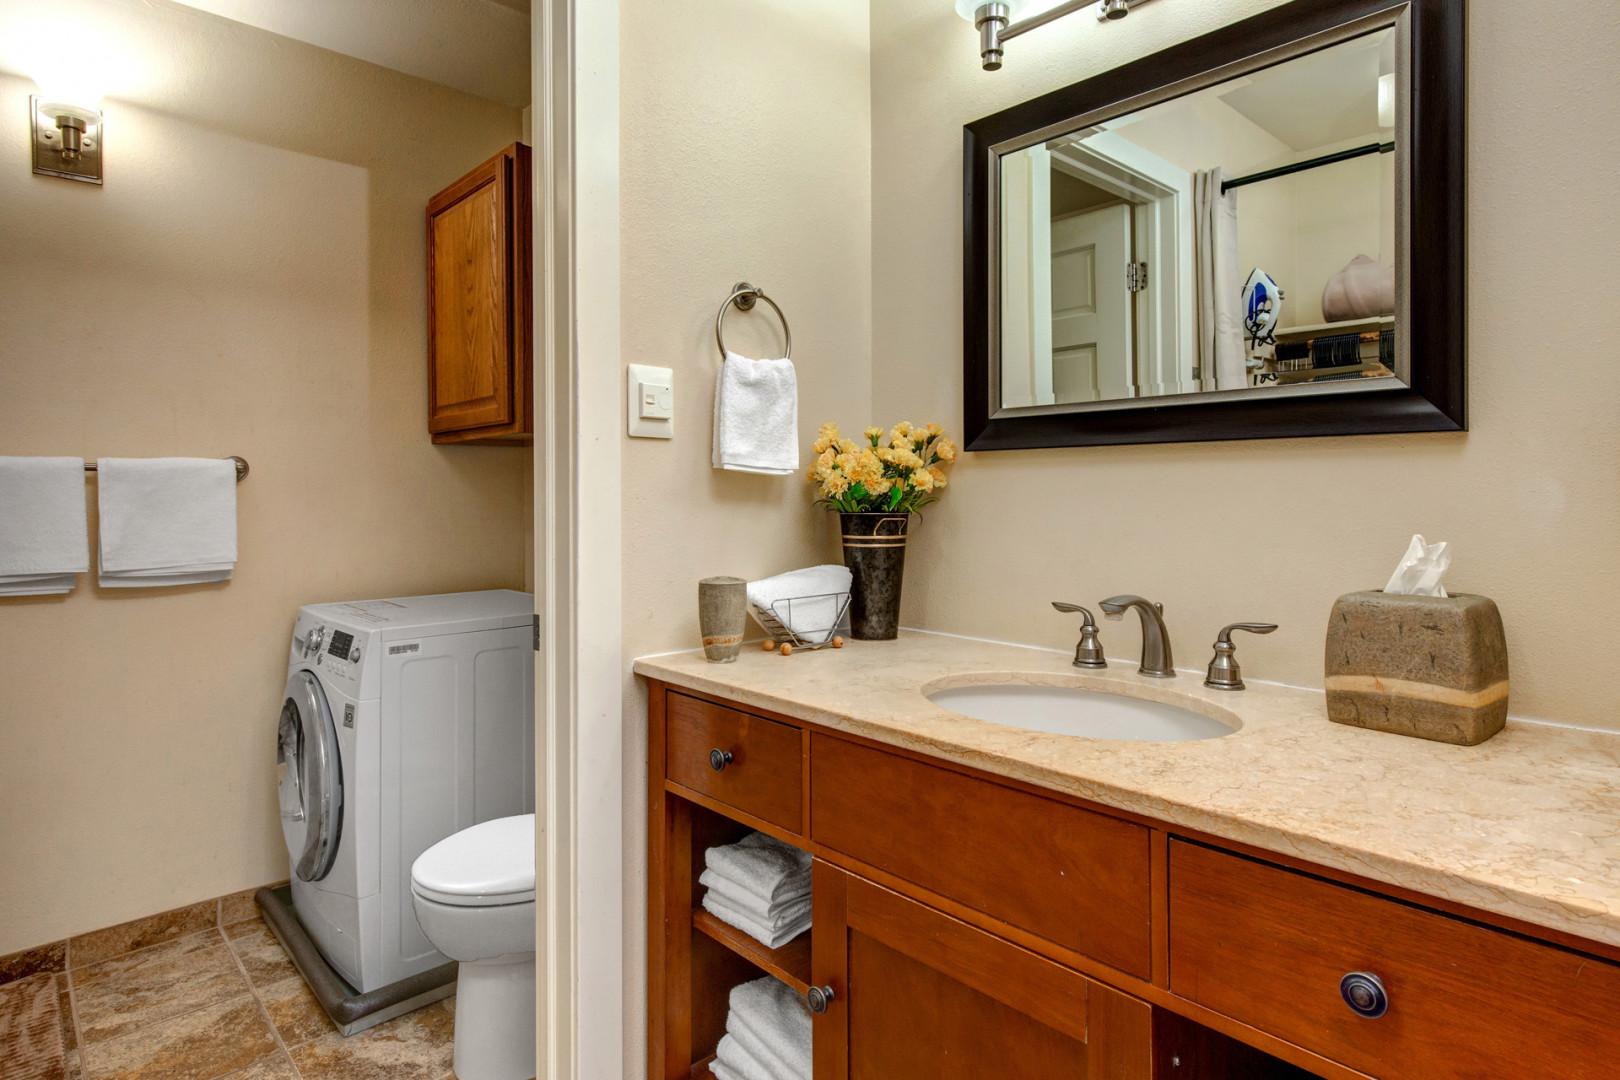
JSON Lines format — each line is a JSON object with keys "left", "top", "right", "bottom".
{"left": 963, "top": 0, "right": 1464, "bottom": 449}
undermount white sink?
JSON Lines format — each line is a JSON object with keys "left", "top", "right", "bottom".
{"left": 926, "top": 682, "right": 1237, "bottom": 743}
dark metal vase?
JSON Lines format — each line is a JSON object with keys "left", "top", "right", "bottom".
{"left": 839, "top": 512, "right": 910, "bottom": 641}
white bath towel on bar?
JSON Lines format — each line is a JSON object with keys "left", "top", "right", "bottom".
{"left": 0, "top": 457, "right": 89, "bottom": 596}
{"left": 712, "top": 351, "right": 799, "bottom": 475}
{"left": 97, "top": 458, "right": 237, "bottom": 588}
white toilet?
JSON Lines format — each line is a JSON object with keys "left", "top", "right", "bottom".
{"left": 411, "top": 814, "right": 536, "bottom": 1080}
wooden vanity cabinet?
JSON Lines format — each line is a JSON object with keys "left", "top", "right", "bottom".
{"left": 811, "top": 861, "right": 1152, "bottom": 1078}
{"left": 426, "top": 142, "right": 532, "bottom": 444}
{"left": 646, "top": 679, "right": 1620, "bottom": 1080}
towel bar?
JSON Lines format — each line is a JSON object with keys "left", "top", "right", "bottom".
{"left": 84, "top": 455, "right": 250, "bottom": 482}
{"left": 715, "top": 281, "right": 792, "bottom": 361}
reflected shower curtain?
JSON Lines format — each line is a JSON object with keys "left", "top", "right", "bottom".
{"left": 1194, "top": 168, "right": 1248, "bottom": 391}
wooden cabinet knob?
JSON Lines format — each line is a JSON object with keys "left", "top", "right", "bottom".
{"left": 807, "top": 985, "right": 835, "bottom": 1014}
{"left": 1339, "top": 971, "right": 1388, "bottom": 1018}
{"left": 708, "top": 748, "right": 734, "bottom": 772}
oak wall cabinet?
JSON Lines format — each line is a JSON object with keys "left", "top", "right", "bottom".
{"left": 426, "top": 142, "right": 532, "bottom": 445}
{"left": 645, "top": 681, "right": 1620, "bottom": 1079}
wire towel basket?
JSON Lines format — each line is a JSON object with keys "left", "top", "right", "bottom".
{"left": 749, "top": 591, "right": 851, "bottom": 656}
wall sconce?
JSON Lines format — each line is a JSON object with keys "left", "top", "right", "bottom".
{"left": 31, "top": 96, "right": 103, "bottom": 184}
{"left": 956, "top": 0, "right": 1157, "bottom": 70}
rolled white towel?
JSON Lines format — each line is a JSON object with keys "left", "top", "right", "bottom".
{"left": 746, "top": 565, "right": 851, "bottom": 639}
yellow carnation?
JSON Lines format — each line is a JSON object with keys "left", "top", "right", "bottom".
{"left": 925, "top": 422, "right": 943, "bottom": 437}
{"left": 929, "top": 465, "right": 948, "bottom": 489}
{"left": 933, "top": 437, "right": 958, "bottom": 463}
{"left": 909, "top": 468, "right": 936, "bottom": 493}
{"left": 888, "top": 421, "right": 913, "bottom": 446}
{"left": 863, "top": 426, "right": 884, "bottom": 445}
{"left": 820, "top": 471, "right": 850, "bottom": 497}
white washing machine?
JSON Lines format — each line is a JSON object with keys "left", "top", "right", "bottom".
{"left": 276, "top": 590, "right": 534, "bottom": 993}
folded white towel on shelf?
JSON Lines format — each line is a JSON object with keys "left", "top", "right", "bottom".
{"left": 0, "top": 457, "right": 89, "bottom": 596}
{"left": 699, "top": 867, "right": 810, "bottom": 919}
{"left": 97, "top": 458, "right": 237, "bottom": 588}
{"left": 712, "top": 351, "right": 798, "bottom": 475}
{"left": 725, "top": 976, "right": 813, "bottom": 1080}
{"left": 712, "top": 1033, "right": 773, "bottom": 1080}
{"left": 701, "top": 891, "right": 811, "bottom": 950}
{"left": 746, "top": 565, "right": 851, "bottom": 639}
{"left": 705, "top": 832, "right": 813, "bottom": 906}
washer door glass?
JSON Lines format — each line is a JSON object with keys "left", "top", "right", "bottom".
{"left": 277, "top": 670, "right": 343, "bottom": 882}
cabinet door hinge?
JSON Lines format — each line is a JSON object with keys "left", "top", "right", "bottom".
{"left": 532, "top": 613, "right": 541, "bottom": 652}
{"left": 1126, "top": 261, "right": 1149, "bottom": 292}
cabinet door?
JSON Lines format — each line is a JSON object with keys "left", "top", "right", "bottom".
{"left": 427, "top": 142, "right": 532, "bottom": 442}
{"left": 811, "top": 860, "right": 1151, "bottom": 1079}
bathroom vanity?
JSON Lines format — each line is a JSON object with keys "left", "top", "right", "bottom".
{"left": 639, "top": 634, "right": 1620, "bottom": 1079}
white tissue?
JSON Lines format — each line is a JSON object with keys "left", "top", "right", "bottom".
{"left": 1383, "top": 534, "right": 1450, "bottom": 597}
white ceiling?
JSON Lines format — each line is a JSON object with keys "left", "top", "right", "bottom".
{"left": 1219, "top": 31, "right": 1390, "bottom": 151}
{"left": 171, "top": 0, "right": 530, "bottom": 107}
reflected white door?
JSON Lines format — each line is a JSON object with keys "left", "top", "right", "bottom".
{"left": 1050, "top": 204, "right": 1134, "bottom": 403}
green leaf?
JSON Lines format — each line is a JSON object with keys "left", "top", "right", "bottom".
{"left": 887, "top": 484, "right": 904, "bottom": 510}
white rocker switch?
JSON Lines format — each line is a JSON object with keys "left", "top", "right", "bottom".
{"left": 628, "top": 364, "right": 674, "bottom": 438}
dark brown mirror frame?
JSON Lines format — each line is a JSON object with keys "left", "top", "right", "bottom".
{"left": 963, "top": 0, "right": 1464, "bottom": 450}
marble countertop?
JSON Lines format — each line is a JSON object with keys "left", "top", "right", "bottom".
{"left": 635, "top": 631, "right": 1620, "bottom": 951}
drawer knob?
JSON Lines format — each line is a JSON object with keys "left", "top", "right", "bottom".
{"left": 708, "top": 748, "right": 735, "bottom": 772}
{"left": 1339, "top": 971, "right": 1388, "bottom": 1018}
{"left": 807, "top": 985, "right": 835, "bottom": 1014}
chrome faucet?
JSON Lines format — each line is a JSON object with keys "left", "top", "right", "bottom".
{"left": 1099, "top": 595, "right": 1175, "bottom": 678}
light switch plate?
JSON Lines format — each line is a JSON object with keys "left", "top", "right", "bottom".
{"left": 627, "top": 364, "right": 674, "bottom": 439}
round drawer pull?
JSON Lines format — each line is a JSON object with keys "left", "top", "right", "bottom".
{"left": 807, "top": 985, "right": 835, "bottom": 1014}
{"left": 1339, "top": 971, "right": 1388, "bottom": 1018}
{"left": 708, "top": 748, "right": 735, "bottom": 772}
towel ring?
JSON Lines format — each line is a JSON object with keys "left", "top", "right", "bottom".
{"left": 715, "top": 281, "right": 792, "bottom": 361}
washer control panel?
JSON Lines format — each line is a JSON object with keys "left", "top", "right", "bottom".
{"left": 327, "top": 629, "right": 354, "bottom": 661}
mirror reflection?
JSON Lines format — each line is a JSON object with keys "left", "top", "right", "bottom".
{"left": 997, "top": 27, "right": 1399, "bottom": 410}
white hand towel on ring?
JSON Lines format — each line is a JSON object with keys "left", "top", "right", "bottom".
{"left": 712, "top": 351, "right": 799, "bottom": 475}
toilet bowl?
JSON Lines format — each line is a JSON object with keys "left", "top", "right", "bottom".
{"left": 411, "top": 814, "right": 536, "bottom": 1080}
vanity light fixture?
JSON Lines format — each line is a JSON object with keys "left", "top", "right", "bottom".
{"left": 956, "top": 0, "right": 1156, "bottom": 70}
{"left": 31, "top": 96, "right": 103, "bottom": 184}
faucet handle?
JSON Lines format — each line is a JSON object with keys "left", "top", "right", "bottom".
{"left": 1204, "top": 622, "right": 1278, "bottom": 691}
{"left": 1051, "top": 602, "right": 1107, "bottom": 669}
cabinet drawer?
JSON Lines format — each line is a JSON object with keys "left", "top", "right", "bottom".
{"left": 1169, "top": 840, "right": 1620, "bottom": 1079}
{"left": 665, "top": 692, "right": 803, "bottom": 832}
{"left": 810, "top": 734, "right": 1151, "bottom": 979}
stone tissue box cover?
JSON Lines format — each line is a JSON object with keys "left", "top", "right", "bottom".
{"left": 1324, "top": 591, "right": 1509, "bottom": 746}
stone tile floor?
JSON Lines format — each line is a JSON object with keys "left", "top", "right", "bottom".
{"left": 0, "top": 902, "right": 456, "bottom": 1080}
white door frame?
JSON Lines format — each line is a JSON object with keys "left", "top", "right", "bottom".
{"left": 534, "top": 1, "right": 625, "bottom": 1077}
{"left": 1051, "top": 131, "right": 1197, "bottom": 397}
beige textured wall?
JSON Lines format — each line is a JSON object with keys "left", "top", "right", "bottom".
{"left": 872, "top": 0, "right": 1620, "bottom": 729}
{"left": 618, "top": 0, "right": 872, "bottom": 1070}
{"left": 0, "top": 0, "right": 528, "bottom": 954}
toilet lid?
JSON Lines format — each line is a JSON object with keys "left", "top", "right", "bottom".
{"left": 411, "top": 814, "right": 536, "bottom": 907}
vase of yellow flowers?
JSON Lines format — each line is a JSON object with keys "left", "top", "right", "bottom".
{"left": 808, "top": 421, "right": 957, "bottom": 640}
